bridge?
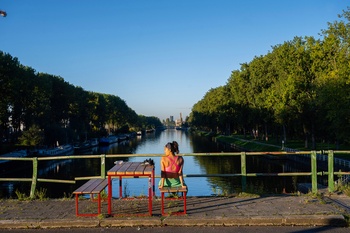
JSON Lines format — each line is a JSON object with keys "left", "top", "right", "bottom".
{"left": 1, "top": 151, "right": 350, "bottom": 198}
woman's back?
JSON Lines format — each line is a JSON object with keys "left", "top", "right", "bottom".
{"left": 159, "top": 141, "right": 186, "bottom": 188}
{"left": 164, "top": 155, "right": 182, "bottom": 173}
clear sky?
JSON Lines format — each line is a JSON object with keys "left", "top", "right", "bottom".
{"left": 0, "top": 1, "right": 348, "bottom": 121}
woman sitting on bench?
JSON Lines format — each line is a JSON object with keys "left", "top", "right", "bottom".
{"left": 158, "top": 141, "right": 187, "bottom": 189}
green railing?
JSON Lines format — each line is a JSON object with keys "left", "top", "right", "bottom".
{"left": 1, "top": 151, "right": 350, "bottom": 198}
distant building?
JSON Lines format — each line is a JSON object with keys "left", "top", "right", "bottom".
{"left": 175, "top": 119, "right": 182, "bottom": 127}
{"left": 175, "top": 113, "right": 184, "bottom": 127}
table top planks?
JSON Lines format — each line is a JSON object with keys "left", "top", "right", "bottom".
{"left": 107, "top": 162, "right": 154, "bottom": 176}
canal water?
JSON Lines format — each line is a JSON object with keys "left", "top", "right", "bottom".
{"left": 0, "top": 129, "right": 313, "bottom": 198}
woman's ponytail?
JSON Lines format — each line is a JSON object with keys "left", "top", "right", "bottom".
{"left": 172, "top": 141, "right": 179, "bottom": 154}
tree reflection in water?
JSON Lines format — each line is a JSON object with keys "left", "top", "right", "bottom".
{"left": 0, "top": 130, "right": 311, "bottom": 198}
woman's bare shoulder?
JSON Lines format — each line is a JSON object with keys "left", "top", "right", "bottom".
{"left": 177, "top": 155, "right": 184, "bottom": 162}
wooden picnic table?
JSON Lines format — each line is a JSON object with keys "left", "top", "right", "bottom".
{"left": 107, "top": 162, "right": 155, "bottom": 216}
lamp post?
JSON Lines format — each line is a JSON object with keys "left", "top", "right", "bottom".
{"left": 0, "top": 10, "right": 7, "bottom": 17}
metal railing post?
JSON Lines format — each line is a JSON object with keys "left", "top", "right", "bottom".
{"left": 30, "top": 157, "right": 38, "bottom": 198}
{"left": 241, "top": 152, "right": 247, "bottom": 192}
{"left": 311, "top": 151, "right": 318, "bottom": 194}
{"left": 4, "top": 150, "right": 350, "bottom": 198}
{"left": 101, "top": 154, "right": 106, "bottom": 179}
{"left": 328, "top": 150, "right": 334, "bottom": 192}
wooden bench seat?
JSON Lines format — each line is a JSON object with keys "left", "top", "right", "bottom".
{"left": 73, "top": 178, "right": 108, "bottom": 217}
{"left": 159, "top": 186, "right": 187, "bottom": 216}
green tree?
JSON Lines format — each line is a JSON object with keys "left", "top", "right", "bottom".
{"left": 313, "top": 8, "right": 350, "bottom": 144}
{"left": 0, "top": 52, "right": 20, "bottom": 140}
{"left": 18, "top": 125, "right": 43, "bottom": 146}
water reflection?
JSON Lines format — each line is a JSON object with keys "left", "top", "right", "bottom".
{"left": 1, "top": 129, "right": 313, "bottom": 198}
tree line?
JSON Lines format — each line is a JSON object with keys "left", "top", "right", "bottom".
{"left": 0, "top": 52, "right": 162, "bottom": 147}
{"left": 189, "top": 8, "right": 350, "bottom": 149}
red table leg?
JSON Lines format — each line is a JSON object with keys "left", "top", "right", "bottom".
{"left": 152, "top": 169, "right": 155, "bottom": 196}
{"left": 148, "top": 176, "right": 152, "bottom": 215}
{"left": 108, "top": 176, "right": 112, "bottom": 215}
{"left": 119, "top": 176, "right": 122, "bottom": 198}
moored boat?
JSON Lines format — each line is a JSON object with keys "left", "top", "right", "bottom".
{"left": 117, "top": 134, "right": 128, "bottom": 142}
{"left": 37, "top": 144, "right": 74, "bottom": 156}
{"left": 90, "top": 138, "right": 99, "bottom": 147}
{"left": 74, "top": 138, "right": 100, "bottom": 153}
{"left": 99, "top": 137, "right": 109, "bottom": 146}
{"left": 0, "top": 150, "right": 28, "bottom": 164}
{"left": 99, "top": 135, "right": 118, "bottom": 146}
{"left": 145, "top": 128, "right": 155, "bottom": 133}
{"left": 74, "top": 141, "right": 91, "bottom": 153}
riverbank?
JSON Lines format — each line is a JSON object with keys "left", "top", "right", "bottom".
{"left": 0, "top": 193, "right": 350, "bottom": 229}
{"left": 193, "top": 130, "right": 350, "bottom": 153}
{"left": 193, "top": 130, "right": 350, "bottom": 198}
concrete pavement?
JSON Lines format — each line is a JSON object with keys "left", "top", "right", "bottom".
{"left": 0, "top": 193, "right": 349, "bottom": 229}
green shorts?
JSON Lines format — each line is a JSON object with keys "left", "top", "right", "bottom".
{"left": 158, "top": 178, "right": 186, "bottom": 187}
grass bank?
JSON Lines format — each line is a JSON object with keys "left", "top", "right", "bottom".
{"left": 194, "top": 131, "right": 350, "bottom": 197}
{"left": 195, "top": 131, "right": 350, "bottom": 154}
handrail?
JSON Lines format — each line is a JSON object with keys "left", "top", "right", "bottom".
{"left": 1, "top": 151, "right": 350, "bottom": 198}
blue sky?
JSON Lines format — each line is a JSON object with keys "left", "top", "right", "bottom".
{"left": 0, "top": 1, "right": 348, "bottom": 121}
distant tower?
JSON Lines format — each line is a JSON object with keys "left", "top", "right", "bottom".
{"left": 180, "top": 113, "right": 183, "bottom": 123}
{"left": 170, "top": 116, "right": 174, "bottom": 122}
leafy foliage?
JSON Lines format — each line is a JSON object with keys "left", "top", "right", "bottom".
{"left": 189, "top": 7, "right": 350, "bottom": 147}
{"left": 18, "top": 125, "right": 43, "bottom": 146}
{"left": 0, "top": 51, "right": 161, "bottom": 147}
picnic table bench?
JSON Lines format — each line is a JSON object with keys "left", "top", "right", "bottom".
{"left": 73, "top": 178, "right": 108, "bottom": 217}
{"left": 159, "top": 186, "right": 187, "bottom": 216}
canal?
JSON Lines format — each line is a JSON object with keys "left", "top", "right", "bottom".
{"left": 0, "top": 129, "right": 313, "bottom": 198}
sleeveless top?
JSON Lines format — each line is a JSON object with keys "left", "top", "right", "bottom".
{"left": 165, "top": 156, "right": 181, "bottom": 173}
{"left": 159, "top": 155, "right": 186, "bottom": 188}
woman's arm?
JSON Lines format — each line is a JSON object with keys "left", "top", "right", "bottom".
{"left": 159, "top": 157, "right": 166, "bottom": 188}
{"left": 178, "top": 157, "right": 186, "bottom": 188}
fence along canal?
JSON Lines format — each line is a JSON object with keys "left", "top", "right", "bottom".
{"left": 1, "top": 150, "right": 350, "bottom": 199}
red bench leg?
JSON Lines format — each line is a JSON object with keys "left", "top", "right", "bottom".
{"left": 161, "top": 192, "right": 165, "bottom": 216}
{"left": 183, "top": 192, "right": 187, "bottom": 214}
{"left": 160, "top": 191, "right": 187, "bottom": 216}
{"left": 75, "top": 194, "right": 79, "bottom": 216}
{"left": 98, "top": 193, "right": 101, "bottom": 215}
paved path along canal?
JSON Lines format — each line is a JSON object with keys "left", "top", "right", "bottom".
{"left": 0, "top": 193, "right": 350, "bottom": 229}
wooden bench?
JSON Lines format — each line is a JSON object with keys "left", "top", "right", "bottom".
{"left": 159, "top": 186, "right": 187, "bottom": 216}
{"left": 73, "top": 178, "right": 108, "bottom": 217}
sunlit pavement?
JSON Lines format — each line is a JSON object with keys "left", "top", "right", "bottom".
{"left": 0, "top": 194, "right": 349, "bottom": 229}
